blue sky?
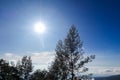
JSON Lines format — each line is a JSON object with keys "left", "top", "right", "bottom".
{"left": 0, "top": 0, "right": 120, "bottom": 76}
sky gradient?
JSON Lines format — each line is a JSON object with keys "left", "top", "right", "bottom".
{"left": 0, "top": 0, "right": 120, "bottom": 76}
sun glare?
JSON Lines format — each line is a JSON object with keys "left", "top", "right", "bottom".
{"left": 34, "top": 22, "right": 46, "bottom": 34}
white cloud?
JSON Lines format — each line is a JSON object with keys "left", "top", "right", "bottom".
{"left": 88, "top": 66, "right": 120, "bottom": 76}
{"left": 4, "top": 53, "right": 21, "bottom": 61}
{"left": 2, "top": 53, "right": 21, "bottom": 66}
{"left": 1, "top": 51, "right": 120, "bottom": 76}
{"left": 1, "top": 51, "right": 55, "bottom": 70}
{"left": 31, "top": 51, "right": 55, "bottom": 70}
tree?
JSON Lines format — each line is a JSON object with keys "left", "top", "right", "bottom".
{"left": 49, "top": 40, "right": 69, "bottom": 80}
{"left": 0, "top": 59, "right": 9, "bottom": 80}
{"left": 0, "top": 59, "right": 19, "bottom": 80}
{"left": 30, "top": 69, "right": 48, "bottom": 80}
{"left": 50, "top": 25, "right": 95, "bottom": 80}
{"left": 16, "top": 56, "right": 32, "bottom": 80}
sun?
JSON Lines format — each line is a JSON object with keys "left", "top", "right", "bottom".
{"left": 34, "top": 22, "right": 46, "bottom": 34}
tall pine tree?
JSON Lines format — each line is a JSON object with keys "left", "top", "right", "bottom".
{"left": 50, "top": 25, "right": 95, "bottom": 80}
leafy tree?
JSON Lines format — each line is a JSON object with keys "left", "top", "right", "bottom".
{"left": 50, "top": 25, "right": 95, "bottom": 80}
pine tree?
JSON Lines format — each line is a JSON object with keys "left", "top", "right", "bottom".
{"left": 16, "top": 56, "right": 32, "bottom": 80}
{"left": 51, "top": 25, "right": 95, "bottom": 80}
{"left": 49, "top": 40, "right": 69, "bottom": 80}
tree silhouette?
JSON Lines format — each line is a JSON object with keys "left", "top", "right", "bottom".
{"left": 16, "top": 56, "right": 32, "bottom": 80}
{"left": 50, "top": 25, "right": 95, "bottom": 80}
{"left": 49, "top": 40, "right": 69, "bottom": 80}
{"left": 0, "top": 59, "right": 19, "bottom": 80}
